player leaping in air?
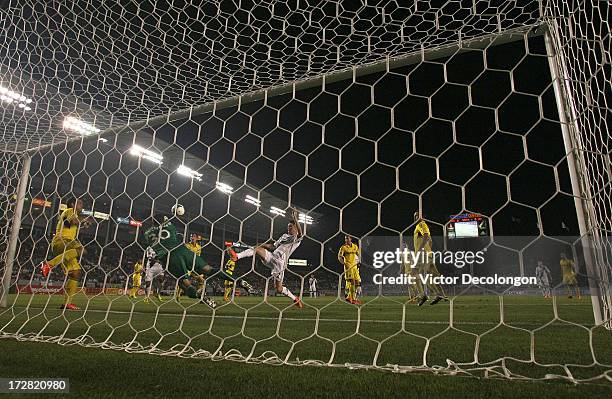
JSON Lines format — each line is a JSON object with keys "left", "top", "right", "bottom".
{"left": 40, "top": 197, "right": 93, "bottom": 310}
{"left": 143, "top": 205, "right": 216, "bottom": 308}
{"left": 230, "top": 208, "right": 304, "bottom": 308}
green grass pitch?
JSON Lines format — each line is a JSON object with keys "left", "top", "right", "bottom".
{"left": 0, "top": 293, "right": 611, "bottom": 397}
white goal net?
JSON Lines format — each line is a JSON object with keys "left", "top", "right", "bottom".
{"left": 0, "top": 0, "right": 610, "bottom": 383}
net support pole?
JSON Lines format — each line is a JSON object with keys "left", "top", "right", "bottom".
{"left": 543, "top": 26, "right": 604, "bottom": 325}
{"left": 0, "top": 155, "right": 31, "bottom": 308}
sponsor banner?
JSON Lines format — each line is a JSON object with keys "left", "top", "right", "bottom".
{"left": 17, "top": 284, "right": 64, "bottom": 294}
{"left": 32, "top": 198, "right": 52, "bottom": 208}
{"left": 17, "top": 285, "right": 122, "bottom": 295}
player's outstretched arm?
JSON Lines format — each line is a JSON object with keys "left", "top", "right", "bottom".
{"left": 291, "top": 208, "right": 303, "bottom": 237}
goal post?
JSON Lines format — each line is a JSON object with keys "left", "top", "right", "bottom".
{"left": 543, "top": 26, "right": 608, "bottom": 327}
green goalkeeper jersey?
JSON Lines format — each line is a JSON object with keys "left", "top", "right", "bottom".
{"left": 144, "top": 220, "right": 182, "bottom": 258}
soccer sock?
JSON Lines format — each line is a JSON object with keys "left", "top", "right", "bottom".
{"left": 345, "top": 281, "right": 351, "bottom": 298}
{"left": 64, "top": 278, "right": 79, "bottom": 304}
{"left": 348, "top": 281, "right": 356, "bottom": 301}
{"left": 356, "top": 285, "right": 362, "bottom": 297}
{"left": 224, "top": 287, "right": 232, "bottom": 300}
{"left": 49, "top": 248, "right": 79, "bottom": 267}
{"left": 236, "top": 248, "right": 254, "bottom": 259}
{"left": 281, "top": 286, "right": 296, "bottom": 301}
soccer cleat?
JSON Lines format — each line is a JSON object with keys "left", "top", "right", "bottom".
{"left": 352, "top": 299, "right": 363, "bottom": 305}
{"left": 144, "top": 296, "right": 150, "bottom": 303}
{"left": 156, "top": 294, "right": 164, "bottom": 301}
{"left": 59, "top": 303, "right": 80, "bottom": 311}
{"left": 293, "top": 297, "right": 304, "bottom": 309}
{"left": 239, "top": 279, "right": 256, "bottom": 295}
{"left": 201, "top": 296, "right": 217, "bottom": 309}
{"left": 430, "top": 295, "right": 445, "bottom": 305}
{"left": 40, "top": 262, "right": 51, "bottom": 278}
{"left": 345, "top": 297, "right": 354, "bottom": 304}
{"left": 417, "top": 295, "right": 428, "bottom": 306}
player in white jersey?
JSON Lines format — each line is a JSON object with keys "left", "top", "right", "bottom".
{"left": 232, "top": 209, "right": 304, "bottom": 308}
{"left": 308, "top": 275, "right": 318, "bottom": 297}
{"left": 144, "top": 246, "right": 165, "bottom": 302}
{"left": 535, "top": 260, "right": 552, "bottom": 298}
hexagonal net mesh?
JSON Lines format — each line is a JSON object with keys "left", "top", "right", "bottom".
{"left": 0, "top": 0, "right": 610, "bottom": 383}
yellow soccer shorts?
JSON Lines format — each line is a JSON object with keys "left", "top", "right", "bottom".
{"left": 563, "top": 272, "right": 577, "bottom": 285}
{"left": 344, "top": 265, "right": 359, "bottom": 281}
{"left": 51, "top": 239, "right": 83, "bottom": 273}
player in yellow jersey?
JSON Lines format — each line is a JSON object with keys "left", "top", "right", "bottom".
{"left": 401, "top": 239, "right": 422, "bottom": 303}
{"left": 185, "top": 233, "right": 202, "bottom": 255}
{"left": 223, "top": 258, "right": 236, "bottom": 302}
{"left": 177, "top": 233, "right": 206, "bottom": 302}
{"left": 413, "top": 212, "right": 445, "bottom": 306}
{"left": 129, "top": 261, "right": 143, "bottom": 298}
{"left": 40, "top": 198, "right": 92, "bottom": 310}
{"left": 339, "top": 235, "right": 362, "bottom": 305}
{"left": 560, "top": 252, "right": 580, "bottom": 299}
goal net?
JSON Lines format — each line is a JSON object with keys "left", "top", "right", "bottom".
{"left": 1, "top": 0, "right": 610, "bottom": 383}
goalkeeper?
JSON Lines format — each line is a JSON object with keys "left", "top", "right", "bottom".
{"left": 143, "top": 206, "right": 216, "bottom": 308}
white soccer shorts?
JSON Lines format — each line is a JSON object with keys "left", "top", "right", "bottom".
{"left": 145, "top": 262, "right": 164, "bottom": 282}
{"left": 262, "top": 250, "right": 286, "bottom": 282}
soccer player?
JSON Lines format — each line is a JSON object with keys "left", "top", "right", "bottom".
{"left": 223, "top": 258, "right": 236, "bottom": 302}
{"left": 231, "top": 208, "right": 304, "bottom": 308}
{"left": 143, "top": 208, "right": 216, "bottom": 308}
{"left": 560, "top": 252, "right": 580, "bottom": 299}
{"left": 144, "top": 246, "right": 165, "bottom": 303}
{"left": 185, "top": 233, "right": 203, "bottom": 255}
{"left": 413, "top": 212, "right": 445, "bottom": 306}
{"left": 129, "top": 260, "right": 143, "bottom": 298}
{"left": 179, "top": 233, "right": 206, "bottom": 301}
{"left": 221, "top": 245, "right": 257, "bottom": 302}
{"left": 308, "top": 275, "right": 317, "bottom": 297}
{"left": 338, "top": 235, "right": 361, "bottom": 305}
{"left": 40, "top": 197, "right": 92, "bottom": 310}
{"left": 535, "top": 260, "right": 552, "bottom": 298}
{"left": 401, "top": 239, "right": 422, "bottom": 303}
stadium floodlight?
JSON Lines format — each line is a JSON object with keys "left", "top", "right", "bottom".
{"left": 270, "top": 206, "right": 286, "bottom": 217}
{"left": 129, "top": 144, "right": 163, "bottom": 164}
{"left": 63, "top": 116, "right": 101, "bottom": 135}
{"left": 0, "top": 85, "right": 32, "bottom": 111}
{"left": 216, "top": 182, "right": 233, "bottom": 194}
{"left": 177, "top": 165, "right": 203, "bottom": 181}
{"left": 298, "top": 213, "right": 314, "bottom": 225}
{"left": 245, "top": 195, "right": 261, "bottom": 207}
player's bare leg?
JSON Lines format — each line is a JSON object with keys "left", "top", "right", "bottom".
{"left": 275, "top": 279, "right": 302, "bottom": 308}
